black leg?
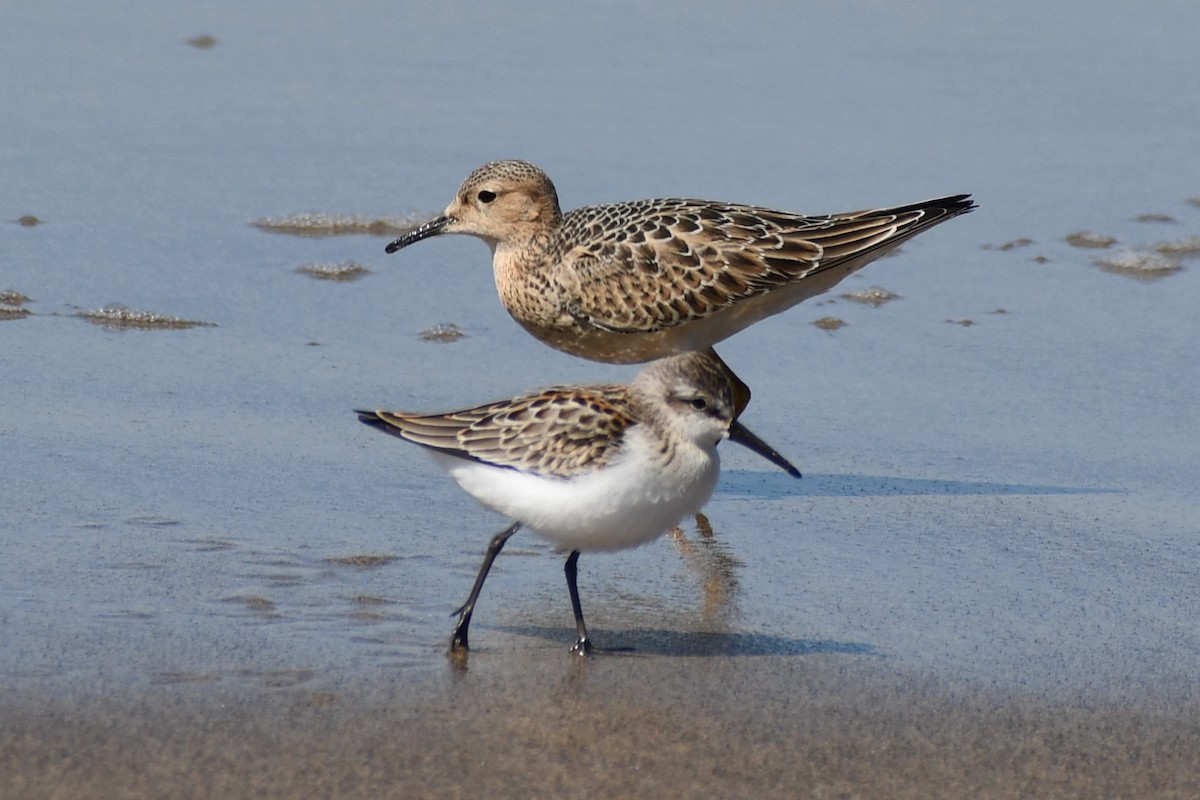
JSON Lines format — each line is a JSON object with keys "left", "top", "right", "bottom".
{"left": 564, "top": 550, "right": 592, "bottom": 656}
{"left": 449, "top": 521, "right": 522, "bottom": 653}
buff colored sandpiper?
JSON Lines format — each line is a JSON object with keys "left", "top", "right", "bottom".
{"left": 356, "top": 351, "right": 795, "bottom": 656}
{"left": 386, "top": 160, "right": 976, "bottom": 364}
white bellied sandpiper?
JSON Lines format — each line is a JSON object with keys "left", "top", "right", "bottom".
{"left": 356, "top": 351, "right": 794, "bottom": 655}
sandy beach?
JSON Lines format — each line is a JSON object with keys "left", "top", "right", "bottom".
{"left": 6, "top": 652, "right": 1199, "bottom": 799}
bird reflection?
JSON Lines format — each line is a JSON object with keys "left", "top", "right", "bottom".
{"left": 667, "top": 513, "right": 743, "bottom": 618}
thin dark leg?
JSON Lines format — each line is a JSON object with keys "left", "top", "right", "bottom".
{"left": 449, "top": 521, "right": 522, "bottom": 653}
{"left": 564, "top": 550, "right": 592, "bottom": 656}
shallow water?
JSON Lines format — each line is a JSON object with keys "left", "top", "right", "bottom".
{"left": 3, "top": 1, "right": 1200, "bottom": 795}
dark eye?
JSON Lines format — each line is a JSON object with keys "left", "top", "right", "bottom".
{"left": 477, "top": 190, "right": 497, "bottom": 204}
{"left": 690, "top": 397, "right": 707, "bottom": 411}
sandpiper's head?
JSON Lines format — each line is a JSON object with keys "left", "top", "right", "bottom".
{"left": 385, "top": 160, "right": 562, "bottom": 254}
{"left": 633, "top": 352, "right": 737, "bottom": 449}
{"left": 634, "top": 351, "right": 801, "bottom": 477}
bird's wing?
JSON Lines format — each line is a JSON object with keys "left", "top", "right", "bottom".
{"left": 357, "top": 385, "right": 636, "bottom": 478}
{"left": 554, "top": 195, "right": 975, "bottom": 333}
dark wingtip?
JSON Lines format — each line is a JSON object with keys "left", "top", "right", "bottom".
{"left": 384, "top": 240, "right": 403, "bottom": 254}
{"left": 356, "top": 410, "right": 421, "bottom": 446}
{"left": 889, "top": 193, "right": 976, "bottom": 218}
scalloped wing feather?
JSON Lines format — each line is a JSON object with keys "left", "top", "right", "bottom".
{"left": 554, "top": 195, "right": 974, "bottom": 333}
{"left": 369, "top": 386, "right": 636, "bottom": 477}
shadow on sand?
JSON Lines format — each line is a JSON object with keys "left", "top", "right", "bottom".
{"left": 485, "top": 625, "right": 877, "bottom": 658}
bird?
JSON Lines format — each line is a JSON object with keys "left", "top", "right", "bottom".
{"left": 385, "top": 159, "right": 976, "bottom": 364}
{"left": 356, "top": 350, "right": 794, "bottom": 656}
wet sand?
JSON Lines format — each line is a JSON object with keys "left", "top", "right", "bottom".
{"left": 5, "top": 652, "right": 1198, "bottom": 799}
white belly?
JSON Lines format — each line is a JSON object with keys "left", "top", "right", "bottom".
{"left": 430, "top": 430, "right": 720, "bottom": 552}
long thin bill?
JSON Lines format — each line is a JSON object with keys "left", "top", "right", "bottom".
{"left": 385, "top": 214, "right": 452, "bottom": 253}
{"left": 727, "top": 420, "right": 801, "bottom": 478}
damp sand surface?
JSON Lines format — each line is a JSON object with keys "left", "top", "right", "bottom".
{"left": 4, "top": 0, "right": 1200, "bottom": 797}
{"left": 5, "top": 657, "right": 1198, "bottom": 800}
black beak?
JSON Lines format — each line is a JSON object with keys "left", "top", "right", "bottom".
{"left": 385, "top": 214, "right": 453, "bottom": 253}
{"left": 727, "top": 420, "right": 801, "bottom": 478}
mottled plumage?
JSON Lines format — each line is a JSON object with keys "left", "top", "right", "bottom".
{"left": 364, "top": 385, "right": 636, "bottom": 477}
{"left": 386, "top": 160, "right": 976, "bottom": 363}
{"left": 356, "top": 351, "right": 795, "bottom": 655}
